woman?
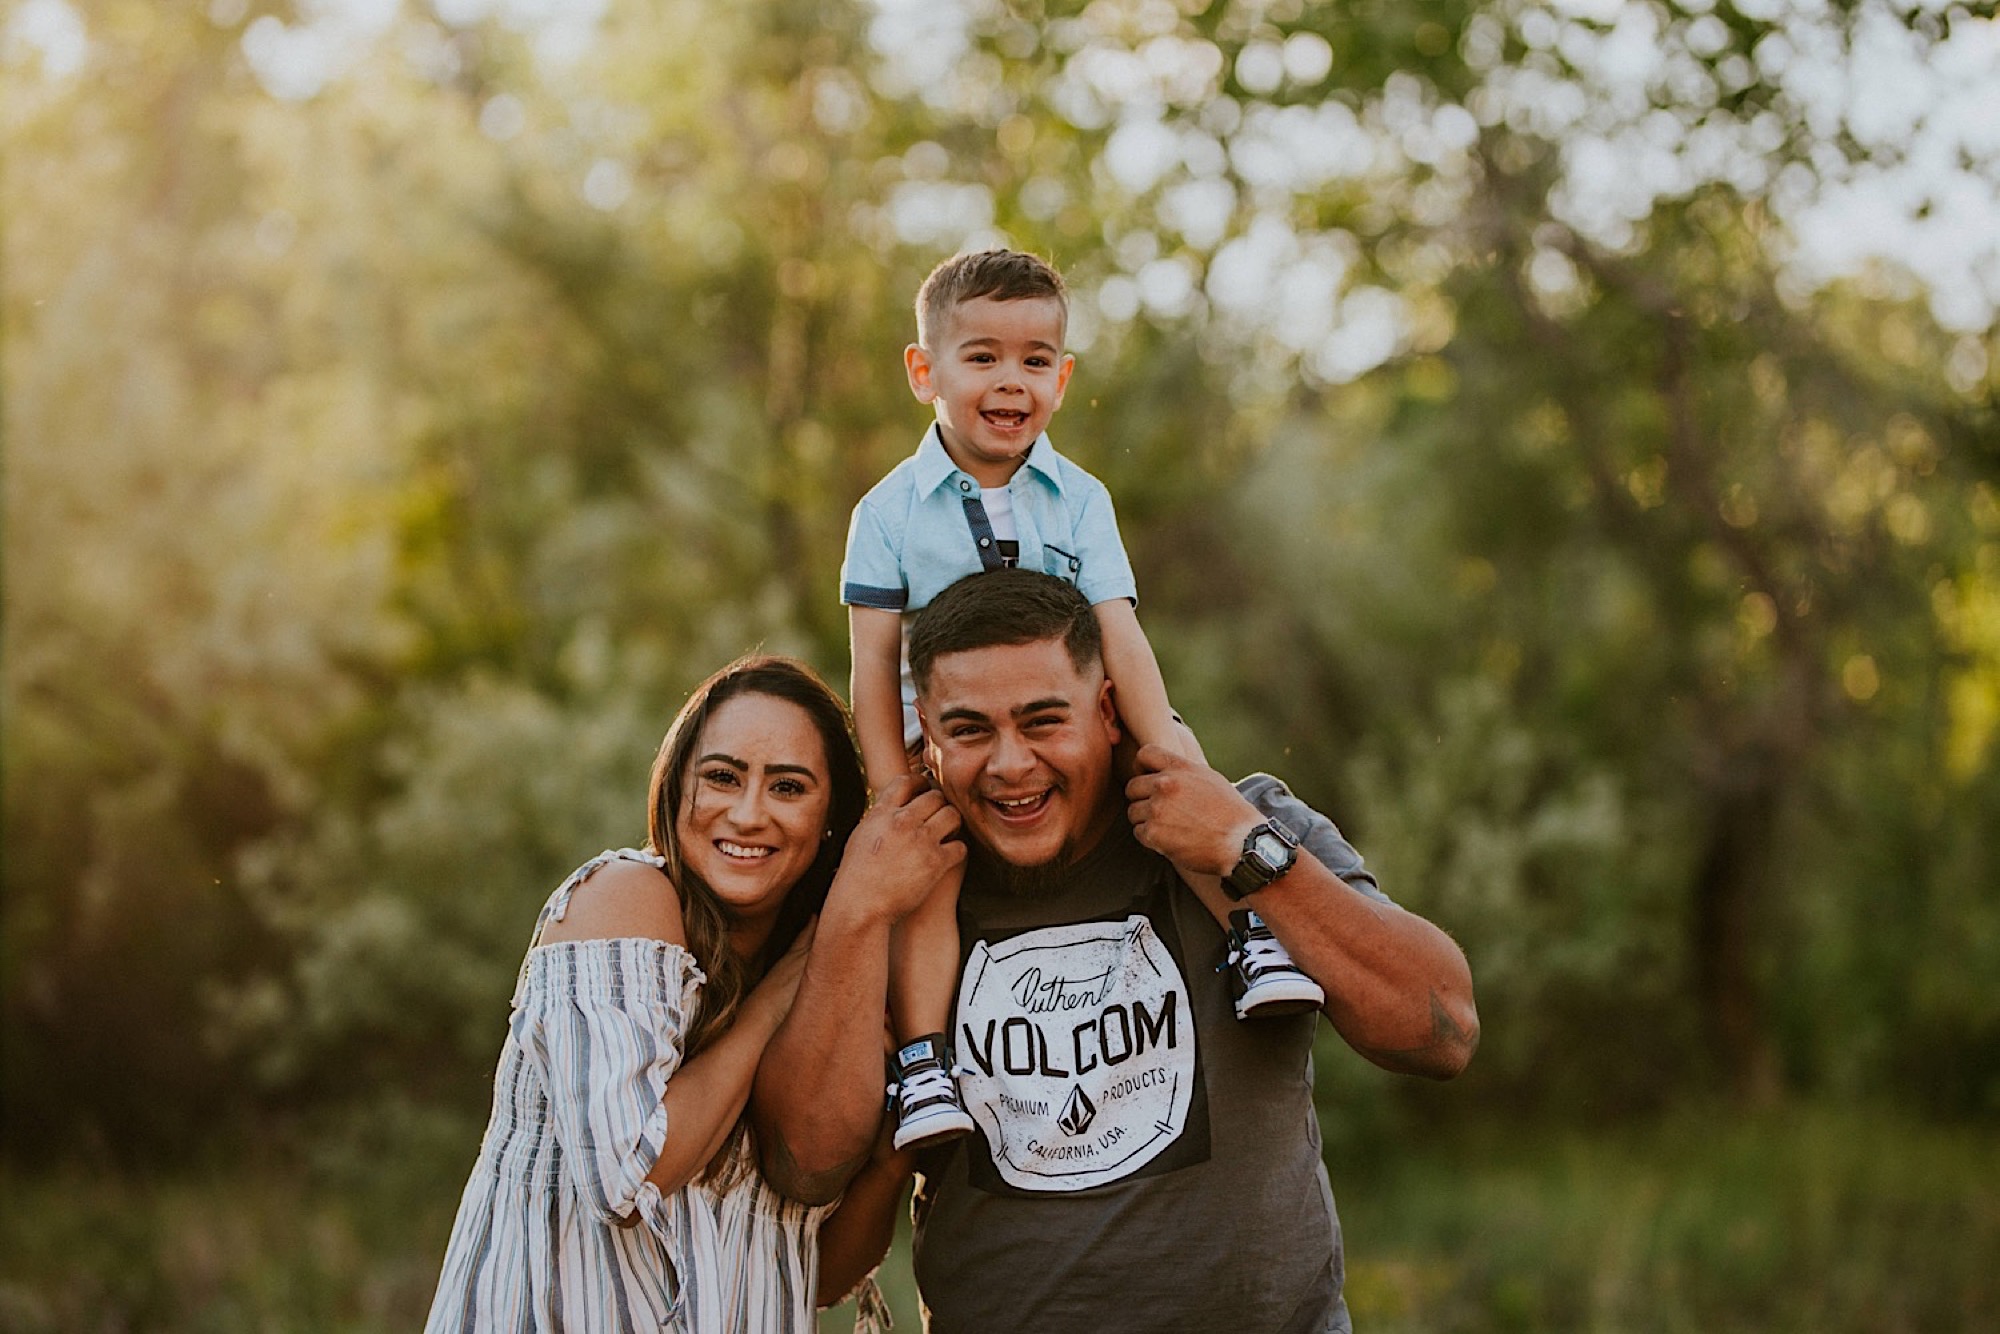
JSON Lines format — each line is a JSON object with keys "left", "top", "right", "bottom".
{"left": 425, "top": 656, "right": 946, "bottom": 1333}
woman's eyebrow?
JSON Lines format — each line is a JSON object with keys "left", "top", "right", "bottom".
{"left": 764, "top": 763, "right": 820, "bottom": 780}
{"left": 696, "top": 752, "right": 819, "bottom": 780}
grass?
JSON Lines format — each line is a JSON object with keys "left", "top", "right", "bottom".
{"left": 3, "top": 1102, "right": 1992, "bottom": 1332}
{"left": 0, "top": 1157, "right": 454, "bottom": 1331}
{"left": 1331, "top": 1102, "right": 1999, "bottom": 1333}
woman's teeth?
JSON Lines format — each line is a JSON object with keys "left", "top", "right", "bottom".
{"left": 717, "top": 841, "right": 772, "bottom": 859}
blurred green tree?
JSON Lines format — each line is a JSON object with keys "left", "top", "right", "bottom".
{"left": 4, "top": 0, "right": 1995, "bottom": 1165}
{"left": 920, "top": 0, "right": 2000, "bottom": 1111}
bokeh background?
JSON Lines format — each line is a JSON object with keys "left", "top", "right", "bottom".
{"left": 4, "top": 0, "right": 1998, "bottom": 1329}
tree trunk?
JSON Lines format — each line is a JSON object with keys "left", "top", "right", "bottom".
{"left": 1691, "top": 766, "right": 1784, "bottom": 1106}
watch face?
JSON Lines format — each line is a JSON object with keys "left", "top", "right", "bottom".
{"left": 1251, "top": 830, "right": 1292, "bottom": 868}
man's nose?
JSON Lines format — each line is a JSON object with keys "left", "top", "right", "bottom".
{"left": 988, "top": 727, "right": 1035, "bottom": 779}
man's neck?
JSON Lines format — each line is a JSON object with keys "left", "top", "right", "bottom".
{"left": 974, "top": 805, "right": 1125, "bottom": 897}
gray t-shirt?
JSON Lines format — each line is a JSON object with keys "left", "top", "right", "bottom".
{"left": 910, "top": 774, "right": 1389, "bottom": 1333}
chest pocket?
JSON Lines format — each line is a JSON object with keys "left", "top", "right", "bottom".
{"left": 1041, "top": 543, "right": 1084, "bottom": 585}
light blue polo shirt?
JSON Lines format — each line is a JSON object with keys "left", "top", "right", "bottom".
{"left": 841, "top": 425, "right": 1137, "bottom": 615}
{"left": 842, "top": 426, "right": 1138, "bottom": 742}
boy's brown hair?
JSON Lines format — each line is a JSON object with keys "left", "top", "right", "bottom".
{"left": 915, "top": 249, "right": 1068, "bottom": 349}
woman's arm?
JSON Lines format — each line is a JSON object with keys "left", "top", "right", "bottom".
{"left": 535, "top": 861, "right": 810, "bottom": 1201}
{"left": 645, "top": 926, "right": 811, "bottom": 1195}
{"left": 815, "top": 1130, "right": 916, "bottom": 1309}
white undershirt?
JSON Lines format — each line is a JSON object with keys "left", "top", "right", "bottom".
{"left": 981, "top": 482, "right": 1018, "bottom": 541}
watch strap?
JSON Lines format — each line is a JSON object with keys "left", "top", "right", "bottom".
{"left": 1225, "top": 820, "right": 1298, "bottom": 900}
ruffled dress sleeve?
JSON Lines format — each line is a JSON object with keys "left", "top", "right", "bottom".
{"left": 514, "top": 935, "right": 707, "bottom": 1226}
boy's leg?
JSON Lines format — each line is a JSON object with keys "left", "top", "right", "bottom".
{"left": 1131, "top": 711, "right": 1321, "bottom": 1017}
{"left": 887, "top": 860, "right": 974, "bottom": 1150}
{"left": 1171, "top": 707, "right": 1324, "bottom": 1020}
{"left": 1181, "top": 868, "right": 1324, "bottom": 1019}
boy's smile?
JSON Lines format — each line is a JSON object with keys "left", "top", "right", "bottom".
{"left": 906, "top": 294, "right": 1075, "bottom": 489}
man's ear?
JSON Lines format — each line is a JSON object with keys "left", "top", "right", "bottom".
{"left": 1097, "top": 674, "right": 1122, "bottom": 746}
{"left": 905, "top": 343, "right": 936, "bottom": 403}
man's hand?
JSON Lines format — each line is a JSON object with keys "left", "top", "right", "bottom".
{"left": 1123, "top": 743, "right": 1263, "bottom": 879}
{"left": 753, "top": 772, "right": 962, "bottom": 1206}
{"left": 831, "top": 771, "right": 965, "bottom": 926}
{"left": 1132, "top": 753, "right": 1480, "bottom": 1081}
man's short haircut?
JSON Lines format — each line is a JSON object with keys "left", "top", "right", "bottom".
{"left": 908, "top": 570, "right": 1102, "bottom": 696}
{"left": 915, "top": 249, "right": 1068, "bottom": 349}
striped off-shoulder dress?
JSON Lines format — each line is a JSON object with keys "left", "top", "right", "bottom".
{"left": 424, "top": 849, "right": 833, "bottom": 1333}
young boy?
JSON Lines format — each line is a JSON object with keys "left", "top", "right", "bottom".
{"left": 840, "top": 249, "right": 1323, "bottom": 1150}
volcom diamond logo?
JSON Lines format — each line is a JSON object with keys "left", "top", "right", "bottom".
{"left": 1057, "top": 1084, "right": 1097, "bottom": 1136}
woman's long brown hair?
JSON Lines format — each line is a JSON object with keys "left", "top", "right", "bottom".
{"left": 644, "top": 656, "right": 866, "bottom": 1175}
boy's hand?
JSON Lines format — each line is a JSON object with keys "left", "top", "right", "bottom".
{"left": 1123, "top": 744, "right": 1262, "bottom": 879}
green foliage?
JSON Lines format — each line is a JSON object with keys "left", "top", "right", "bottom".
{"left": 0, "top": 1109, "right": 465, "bottom": 1331}
{"left": 216, "top": 674, "right": 666, "bottom": 1107}
{"left": 1346, "top": 675, "right": 1699, "bottom": 1114}
{"left": 5, "top": 0, "right": 1997, "bottom": 1171}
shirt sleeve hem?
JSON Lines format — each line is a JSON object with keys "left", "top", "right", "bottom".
{"left": 843, "top": 583, "right": 909, "bottom": 610}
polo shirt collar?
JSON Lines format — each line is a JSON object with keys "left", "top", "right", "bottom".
{"left": 913, "top": 424, "right": 1066, "bottom": 495}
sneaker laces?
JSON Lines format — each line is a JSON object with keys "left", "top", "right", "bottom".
{"left": 1225, "top": 930, "right": 1293, "bottom": 979}
{"left": 887, "top": 1061, "right": 973, "bottom": 1104}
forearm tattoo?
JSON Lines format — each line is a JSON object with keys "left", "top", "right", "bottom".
{"left": 1363, "top": 989, "right": 1480, "bottom": 1077}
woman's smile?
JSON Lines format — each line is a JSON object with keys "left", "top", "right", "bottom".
{"left": 676, "top": 694, "right": 833, "bottom": 948}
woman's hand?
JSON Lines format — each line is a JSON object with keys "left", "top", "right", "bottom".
{"left": 830, "top": 771, "right": 965, "bottom": 926}
{"left": 743, "top": 918, "right": 817, "bottom": 1033}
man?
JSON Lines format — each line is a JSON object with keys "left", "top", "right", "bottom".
{"left": 754, "top": 570, "right": 1477, "bottom": 1330}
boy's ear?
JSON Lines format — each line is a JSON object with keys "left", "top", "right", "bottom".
{"left": 905, "top": 343, "right": 936, "bottom": 403}
{"left": 1053, "top": 352, "right": 1075, "bottom": 406}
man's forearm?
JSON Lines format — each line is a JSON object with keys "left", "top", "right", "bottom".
{"left": 1126, "top": 748, "right": 1477, "bottom": 1079}
{"left": 1252, "top": 858, "right": 1479, "bottom": 1079}
{"left": 752, "top": 903, "right": 895, "bottom": 1203}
